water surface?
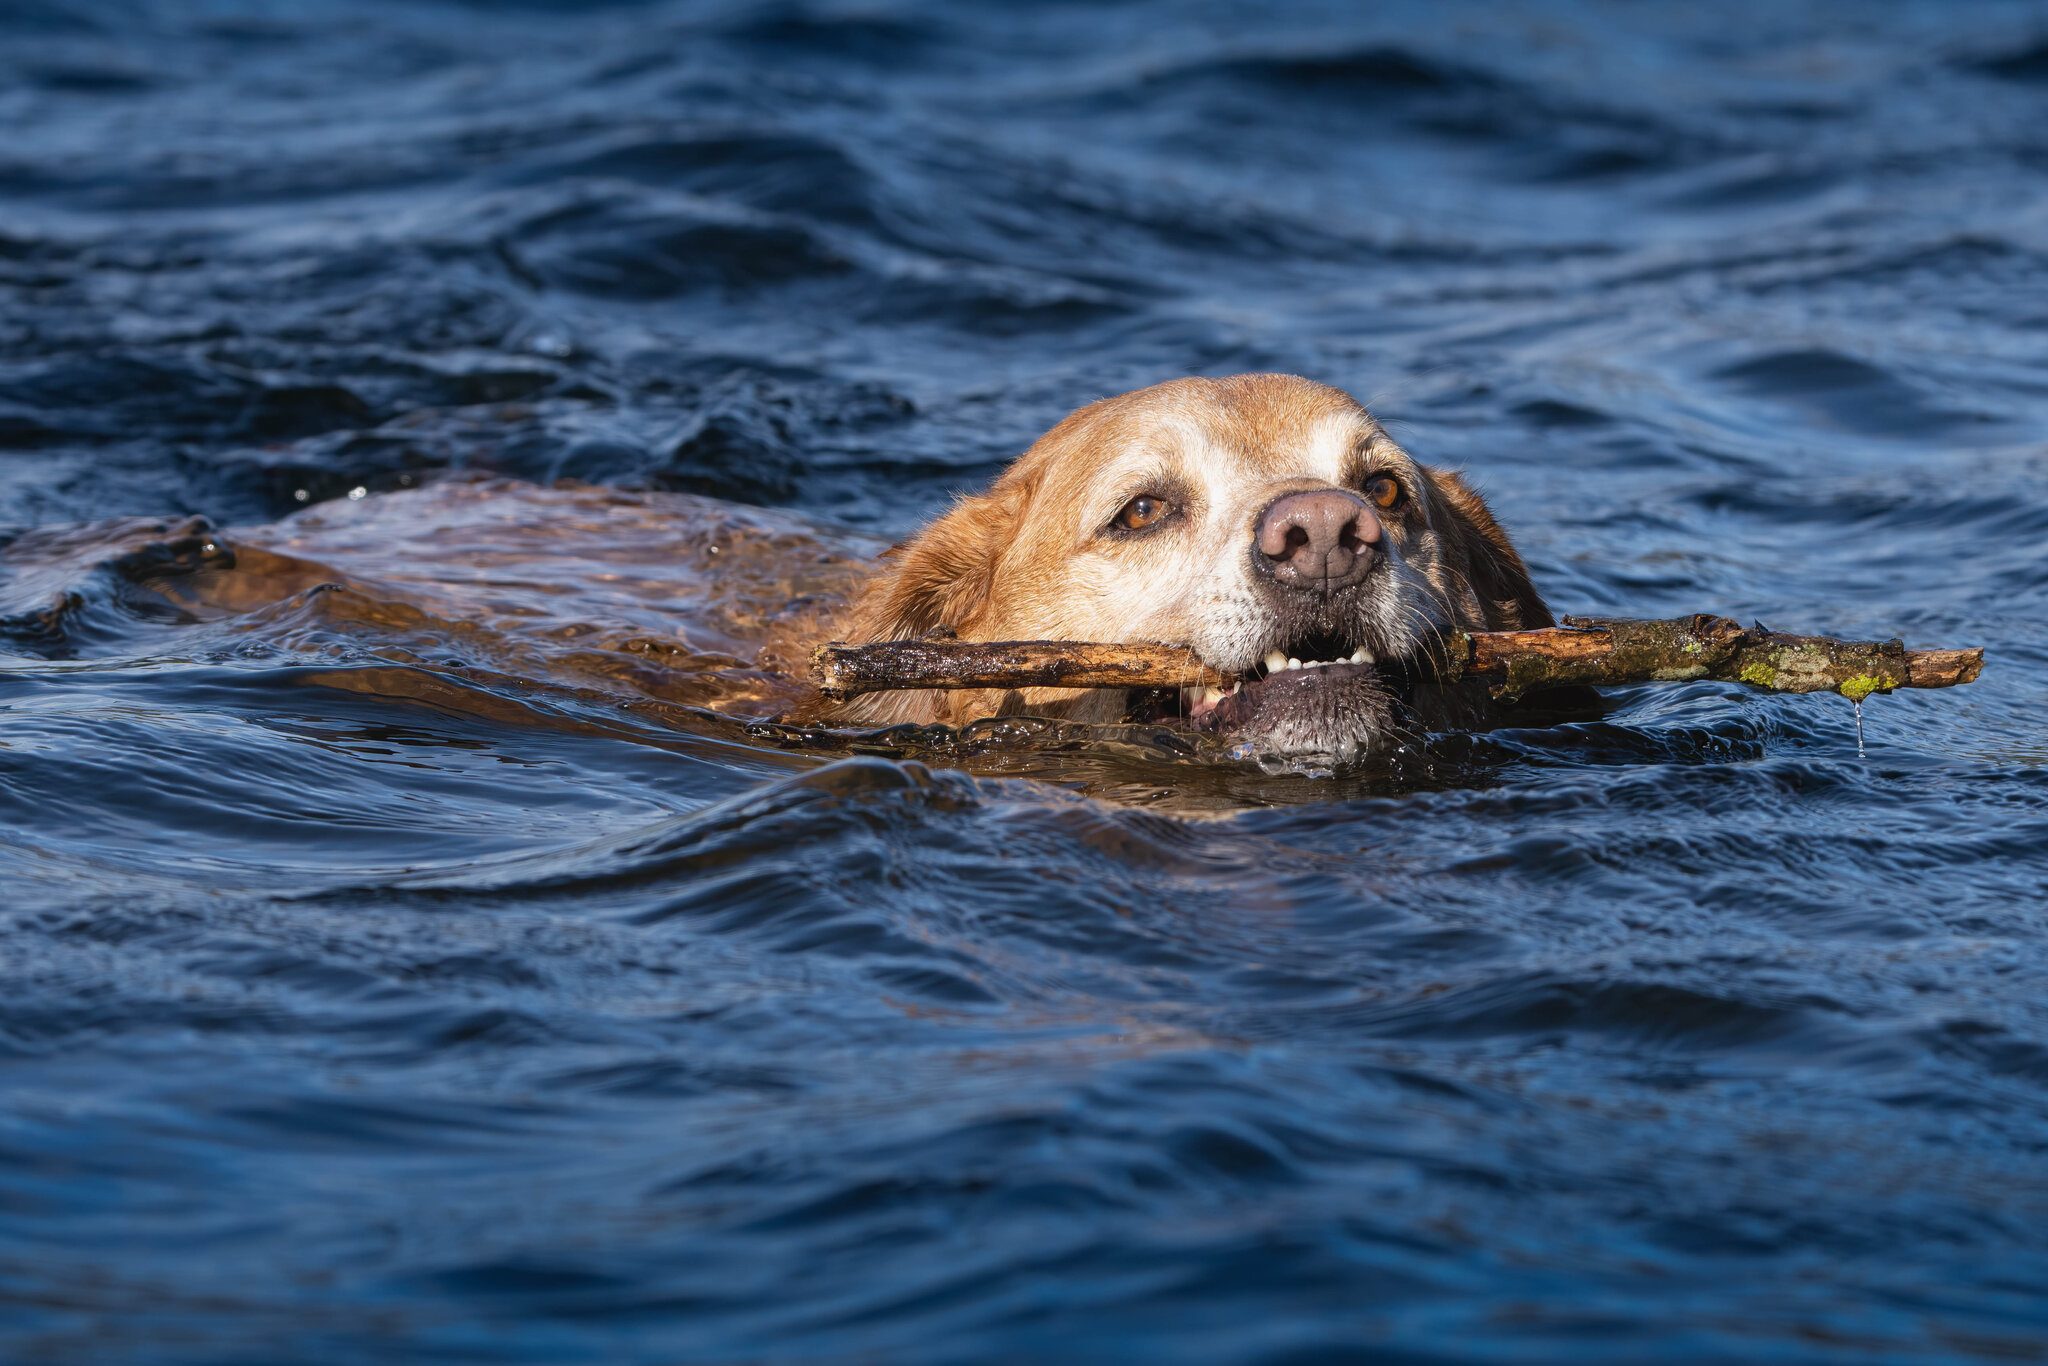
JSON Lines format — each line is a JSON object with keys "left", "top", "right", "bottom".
{"left": 4, "top": 2, "right": 2048, "bottom": 1361}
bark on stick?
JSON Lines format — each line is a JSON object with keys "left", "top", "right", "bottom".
{"left": 810, "top": 615, "right": 1982, "bottom": 701}
{"left": 1456, "top": 614, "right": 1982, "bottom": 700}
{"left": 811, "top": 638, "right": 1233, "bottom": 699}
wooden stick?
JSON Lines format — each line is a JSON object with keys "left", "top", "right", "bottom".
{"left": 811, "top": 637, "right": 1233, "bottom": 698}
{"left": 1457, "top": 614, "right": 1983, "bottom": 700}
{"left": 810, "top": 615, "right": 1983, "bottom": 701}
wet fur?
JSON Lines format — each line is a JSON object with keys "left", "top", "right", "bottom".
{"left": 814, "top": 374, "right": 1550, "bottom": 751}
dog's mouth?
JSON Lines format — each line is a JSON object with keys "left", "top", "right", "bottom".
{"left": 1133, "top": 630, "right": 1403, "bottom": 761}
{"left": 1178, "top": 631, "right": 1378, "bottom": 727}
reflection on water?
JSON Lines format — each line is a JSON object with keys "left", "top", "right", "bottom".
{"left": 4, "top": 0, "right": 2048, "bottom": 1361}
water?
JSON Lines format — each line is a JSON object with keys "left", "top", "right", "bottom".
{"left": 4, "top": 2, "right": 2048, "bottom": 1360}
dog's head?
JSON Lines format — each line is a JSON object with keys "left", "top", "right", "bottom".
{"left": 833, "top": 374, "right": 1550, "bottom": 759}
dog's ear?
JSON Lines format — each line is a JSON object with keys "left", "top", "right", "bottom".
{"left": 1422, "top": 468, "right": 1552, "bottom": 630}
{"left": 849, "top": 485, "right": 1021, "bottom": 641}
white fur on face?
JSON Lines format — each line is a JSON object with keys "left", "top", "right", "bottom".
{"left": 1027, "top": 409, "right": 1445, "bottom": 672}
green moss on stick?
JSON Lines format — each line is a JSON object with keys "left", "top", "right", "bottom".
{"left": 1739, "top": 662, "right": 1777, "bottom": 688}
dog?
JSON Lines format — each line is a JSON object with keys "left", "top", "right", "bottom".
{"left": 56, "top": 373, "right": 1555, "bottom": 766}
{"left": 812, "top": 373, "right": 1555, "bottom": 760}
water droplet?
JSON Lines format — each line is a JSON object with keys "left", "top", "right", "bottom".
{"left": 347, "top": 486, "right": 368, "bottom": 501}
{"left": 1852, "top": 698, "right": 1866, "bottom": 760}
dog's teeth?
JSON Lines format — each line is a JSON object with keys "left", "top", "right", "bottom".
{"left": 1263, "top": 650, "right": 1287, "bottom": 673}
{"left": 1228, "top": 682, "right": 1241, "bottom": 695}
{"left": 1285, "top": 657, "right": 1301, "bottom": 670}
{"left": 1200, "top": 686, "right": 1223, "bottom": 705}
{"left": 1350, "top": 646, "right": 1373, "bottom": 664}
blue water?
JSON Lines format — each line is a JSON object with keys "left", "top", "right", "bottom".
{"left": 4, "top": 2, "right": 2048, "bottom": 1361}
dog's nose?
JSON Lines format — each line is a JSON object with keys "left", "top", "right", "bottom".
{"left": 1255, "top": 488, "right": 1381, "bottom": 592}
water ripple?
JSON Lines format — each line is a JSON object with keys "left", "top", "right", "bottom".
{"left": 4, "top": 1, "right": 2048, "bottom": 1361}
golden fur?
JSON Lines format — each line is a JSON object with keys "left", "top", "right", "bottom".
{"left": 820, "top": 373, "right": 1548, "bottom": 738}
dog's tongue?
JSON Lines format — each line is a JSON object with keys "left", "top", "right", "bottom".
{"left": 1184, "top": 686, "right": 1228, "bottom": 724}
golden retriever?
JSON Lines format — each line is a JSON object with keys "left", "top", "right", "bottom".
{"left": 812, "top": 373, "right": 1553, "bottom": 760}
{"left": 56, "top": 372, "right": 1552, "bottom": 767}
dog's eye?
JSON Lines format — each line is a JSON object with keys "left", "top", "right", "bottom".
{"left": 1110, "top": 494, "right": 1172, "bottom": 533}
{"left": 1364, "top": 475, "right": 1404, "bottom": 510}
